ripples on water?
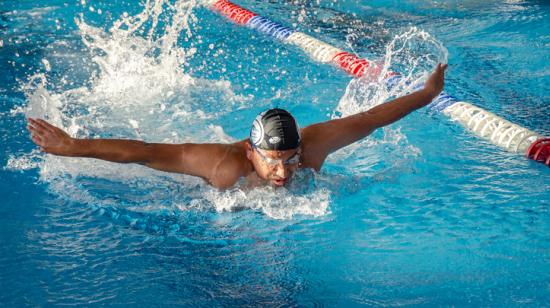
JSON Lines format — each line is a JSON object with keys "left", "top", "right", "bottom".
{"left": 1, "top": 0, "right": 549, "bottom": 306}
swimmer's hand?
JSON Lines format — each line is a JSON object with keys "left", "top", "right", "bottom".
{"left": 27, "top": 118, "right": 77, "bottom": 156}
{"left": 423, "top": 63, "right": 448, "bottom": 98}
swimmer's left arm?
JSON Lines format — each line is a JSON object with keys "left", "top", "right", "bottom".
{"left": 302, "top": 63, "right": 447, "bottom": 163}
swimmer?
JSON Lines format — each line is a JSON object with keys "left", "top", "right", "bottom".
{"left": 27, "top": 63, "right": 447, "bottom": 189}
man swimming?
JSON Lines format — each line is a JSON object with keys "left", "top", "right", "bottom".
{"left": 27, "top": 64, "right": 447, "bottom": 189}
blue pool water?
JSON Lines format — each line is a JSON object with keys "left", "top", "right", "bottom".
{"left": 1, "top": 0, "right": 549, "bottom": 305}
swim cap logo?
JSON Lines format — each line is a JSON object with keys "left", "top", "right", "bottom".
{"left": 269, "top": 136, "right": 281, "bottom": 144}
{"left": 250, "top": 118, "right": 264, "bottom": 146}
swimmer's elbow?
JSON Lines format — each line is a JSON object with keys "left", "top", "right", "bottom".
{"left": 136, "top": 142, "right": 157, "bottom": 164}
{"left": 141, "top": 143, "right": 184, "bottom": 171}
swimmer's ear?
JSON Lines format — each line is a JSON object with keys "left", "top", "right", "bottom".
{"left": 245, "top": 141, "right": 253, "bottom": 160}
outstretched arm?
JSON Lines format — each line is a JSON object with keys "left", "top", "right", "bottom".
{"left": 301, "top": 63, "right": 448, "bottom": 167}
{"left": 26, "top": 118, "right": 230, "bottom": 180}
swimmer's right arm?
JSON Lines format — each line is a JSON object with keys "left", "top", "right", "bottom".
{"left": 26, "top": 118, "right": 221, "bottom": 179}
{"left": 303, "top": 64, "right": 447, "bottom": 157}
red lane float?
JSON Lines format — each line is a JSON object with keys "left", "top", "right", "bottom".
{"left": 332, "top": 52, "right": 372, "bottom": 77}
{"left": 526, "top": 138, "right": 550, "bottom": 166}
{"left": 331, "top": 52, "right": 398, "bottom": 79}
{"left": 213, "top": 0, "right": 256, "bottom": 24}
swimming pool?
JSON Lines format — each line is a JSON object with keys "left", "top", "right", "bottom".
{"left": 1, "top": 0, "right": 549, "bottom": 305}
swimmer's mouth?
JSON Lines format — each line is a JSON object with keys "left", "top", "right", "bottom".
{"left": 271, "top": 178, "right": 287, "bottom": 186}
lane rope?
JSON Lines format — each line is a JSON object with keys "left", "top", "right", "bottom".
{"left": 204, "top": 0, "right": 549, "bottom": 166}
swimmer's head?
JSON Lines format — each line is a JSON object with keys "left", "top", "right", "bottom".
{"left": 247, "top": 108, "right": 301, "bottom": 186}
{"left": 249, "top": 108, "right": 301, "bottom": 151}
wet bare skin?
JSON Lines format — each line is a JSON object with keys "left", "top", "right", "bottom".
{"left": 27, "top": 64, "right": 448, "bottom": 189}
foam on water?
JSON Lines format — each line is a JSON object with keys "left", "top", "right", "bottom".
{"left": 190, "top": 174, "right": 332, "bottom": 220}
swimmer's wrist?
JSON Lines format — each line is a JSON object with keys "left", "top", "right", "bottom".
{"left": 68, "top": 138, "right": 87, "bottom": 157}
{"left": 421, "top": 87, "right": 439, "bottom": 101}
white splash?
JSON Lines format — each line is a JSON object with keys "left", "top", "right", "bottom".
{"left": 329, "top": 27, "right": 448, "bottom": 173}
{"left": 336, "top": 27, "right": 448, "bottom": 117}
{"left": 187, "top": 170, "right": 333, "bottom": 220}
{"left": 10, "top": 0, "right": 332, "bottom": 220}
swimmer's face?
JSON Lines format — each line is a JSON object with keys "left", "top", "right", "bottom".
{"left": 246, "top": 143, "right": 301, "bottom": 187}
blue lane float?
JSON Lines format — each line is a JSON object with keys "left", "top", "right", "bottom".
{"left": 248, "top": 16, "right": 294, "bottom": 40}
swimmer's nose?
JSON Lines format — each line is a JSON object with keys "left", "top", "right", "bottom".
{"left": 274, "top": 163, "right": 289, "bottom": 179}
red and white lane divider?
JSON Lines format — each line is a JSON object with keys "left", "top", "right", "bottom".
{"left": 203, "top": 0, "right": 550, "bottom": 167}
{"left": 204, "top": 0, "right": 384, "bottom": 78}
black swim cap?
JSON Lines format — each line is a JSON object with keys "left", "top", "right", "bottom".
{"left": 250, "top": 108, "right": 301, "bottom": 151}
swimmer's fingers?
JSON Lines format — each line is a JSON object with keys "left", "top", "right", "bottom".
{"left": 28, "top": 123, "right": 46, "bottom": 146}
{"left": 431, "top": 63, "right": 447, "bottom": 79}
{"left": 27, "top": 118, "right": 46, "bottom": 131}
{"left": 39, "top": 119, "right": 72, "bottom": 139}
{"left": 424, "top": 63, "right": 448, "bottom": 97}
{"left": 435, "top": 63, "right": 448, "bottom": 75}
{"left": 31, "top": 134, "right": 44, "bottom": 147}
{"left": 27, "top": 118, "right": 48, "bottom": 137}
{"left": 27, "top": 119, "right": 52, "bottom": 146}
{"left": 37, "top": 118, "right": 59, "bottom": 133}
{"left": 28, "top": 118, "right": 71, "bottom": 141}
{"left": 29, "top": 118, "right": 56, "bottom": 133}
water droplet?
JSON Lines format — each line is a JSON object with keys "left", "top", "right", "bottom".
{"left": 42, "top": 59, "right": 51, "bottom": 72}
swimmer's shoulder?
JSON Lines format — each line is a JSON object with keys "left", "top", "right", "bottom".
{"left": 298, "top": 126, "right": 327, "bottom": 171}
{"left": 207, "top": 141, "right": 253, "bottom": 189}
